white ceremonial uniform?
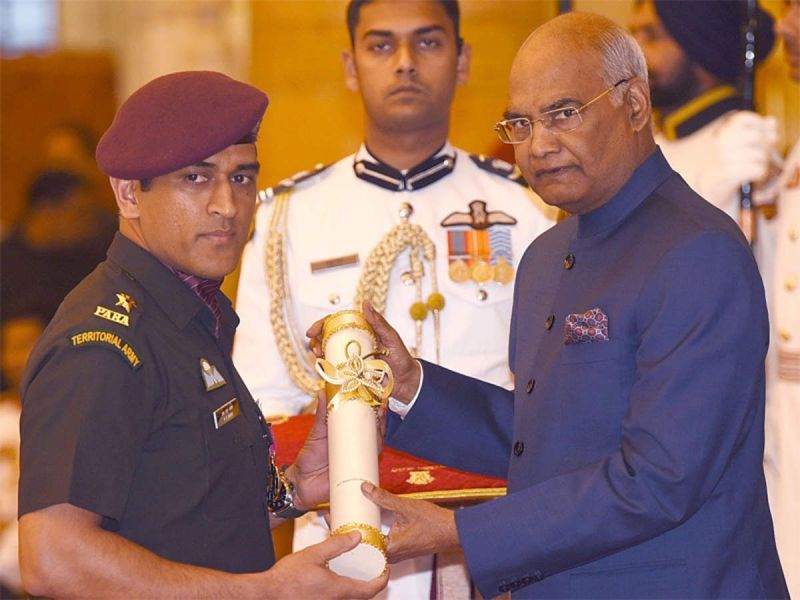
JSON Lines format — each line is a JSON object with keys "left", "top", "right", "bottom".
{"left": 233, "top": 142, "right": 556, "bottom": 598}
{"left": 765, "top": 141, "right": 800, "bottom": 598}
{"left": 656, "top": 89, "right": 778, "bottom": 279}
{"left": 656, "top": 87, "right": 780, "bottom": 388}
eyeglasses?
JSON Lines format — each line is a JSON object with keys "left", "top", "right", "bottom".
{"left": 494, "top": 78, "right": 631, "bottom": 144}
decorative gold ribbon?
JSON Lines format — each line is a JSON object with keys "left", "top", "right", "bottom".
{"left": 315, "top": 340, "right": 393, "bottom": 412}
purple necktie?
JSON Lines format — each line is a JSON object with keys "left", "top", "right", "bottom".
{"left": 170, "top": 268, "right": 222, "bottom": 338}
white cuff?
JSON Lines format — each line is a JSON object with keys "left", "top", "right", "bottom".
{"left": 387, "top": 360, "right": 423, "bottom": 420}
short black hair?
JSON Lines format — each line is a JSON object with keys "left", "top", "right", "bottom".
{"left": 346, "top": 0, "right": 462, "bottom": 52}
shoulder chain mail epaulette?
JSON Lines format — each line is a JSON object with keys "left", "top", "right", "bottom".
{"left": 469, "top": 154, "right": 528, "bottom": 187}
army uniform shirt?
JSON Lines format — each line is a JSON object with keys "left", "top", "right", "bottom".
{"left": 234, "top": 143, "right": 558, "bottom": 416}
{"left": 19, "top": 233, "right": 275, "bottom": 573}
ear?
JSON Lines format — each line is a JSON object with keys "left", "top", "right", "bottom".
{"left": 456, "top": 40, "right": 472, "bottom": 86}
{"left": 342, "top": 49, "right": 360, "bottom": 93}
{"left": 626, "top": 77, "right": 651, "bottom": 133}
{"left": 109, "top": 177, "right": 141, "bottom": 219}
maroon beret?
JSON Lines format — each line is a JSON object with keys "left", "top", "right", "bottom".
{"left": 96, "top": 71, "right": 268, "bottom": 179}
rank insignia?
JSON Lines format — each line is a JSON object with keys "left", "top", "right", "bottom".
{"left": 94, "top": 306, "right": 130, "bottom": 326}
{"left": 115, "top": 292, "right": 138, "bottom": 313}
{"left": 200, "top": 357, "right": 226, "bottom": 391}
{"left": 441, "top": 200, "right": 516, "bottom": 285}
{"left": 213, "top": 398, "right": 240, "bottom": 429}
{"left": 406, "top": 470, "right": 435, "bottom": 486}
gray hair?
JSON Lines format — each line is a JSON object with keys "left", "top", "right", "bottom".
{"left": 595, "top": 20, "right": 649, "bottom": 105}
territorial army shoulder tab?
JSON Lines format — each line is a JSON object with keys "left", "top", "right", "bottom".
{"left": 67, "top": 328, "right": 143, "bottom": 370}
{"left": 469, "top": 154, "right": 528, "bottom": 187}
{"left": 258, "top": 162, "right": 333, "bottom": 203}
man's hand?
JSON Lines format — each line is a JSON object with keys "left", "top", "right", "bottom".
{"left": 262, "top": 531, "right": 389, "bottom": 599}
{"left": 361, "top": 301, "right": 421, "bottom": 404}
{"left": 361, "top": 482, "right": 460, "bottom": 562}
{"left": 306, "top": 300, "right": 421, "bottom": 404}
{"left": 287, "top": 392, "right": 329, "bottom": 511}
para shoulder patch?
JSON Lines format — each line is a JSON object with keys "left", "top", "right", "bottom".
{"left": 469, "top": 154, "right": 528, "bottom": 187}
{"left": 92, "top": 291, "right": 141, "bottom": 328}
{"left": 68, "top": 329, "right": 142, "bottom": 370}
{"left": 257, "top": 162, "right": 333, "bottom": 204}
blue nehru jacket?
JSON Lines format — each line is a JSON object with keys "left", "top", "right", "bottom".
{"left": 386, "top": 148, "right": 787, "bottom": 598}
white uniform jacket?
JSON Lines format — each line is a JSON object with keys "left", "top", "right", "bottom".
{"left": 765, "top": 141, "right": 800, "bottom": 598}
{"left": 233, "top": 143, "right": 557, "bottom": 416}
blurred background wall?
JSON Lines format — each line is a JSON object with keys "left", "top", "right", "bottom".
{"left": 2, "top": 0, "right": 798, "bottom": 233}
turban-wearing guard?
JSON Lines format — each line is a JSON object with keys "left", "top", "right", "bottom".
{"left": 652, "top": 0, "right": 775, "bottom": 84}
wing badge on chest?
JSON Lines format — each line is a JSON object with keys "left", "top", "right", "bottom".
{"left": 440, "top": 200, "right": 517, "bottom": 285}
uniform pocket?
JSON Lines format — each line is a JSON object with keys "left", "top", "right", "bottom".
{"left": 203, "top": 408, "right": 264, "bottom": 520}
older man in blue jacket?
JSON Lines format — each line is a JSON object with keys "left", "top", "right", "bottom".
{"left": 343, "top": 11, "right": 788, "bottom": 599}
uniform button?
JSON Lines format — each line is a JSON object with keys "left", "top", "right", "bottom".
{"left": 476, "top": 289, "right": 488, "bottom": 302}
{"left": 525, "top": 379, "right": 535, "bottom": 394}
{"left": 790, "top": 227, "right": 798, "bottom": 241}
{"left": 563, "top": 254, "right": 575, "bottom": 270}
{"left": 781, "top": 329, "right": 792, "bottom": 342}
{"left": 513, "top": 441, "right": 525, "bottom": 456}
{"left": 398, "top": 202, "right": 414, "bottom": 219}
{"left": 328, "top": 293, "right": 341, "bottom": 306}
{"left": 786, "top": 277, "right": 797, "bottom": 292}
{"left": 545, "top": 314, "right": 555, "bottom": 330}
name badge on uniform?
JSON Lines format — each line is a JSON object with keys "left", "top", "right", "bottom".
{"left": 310, "top": 253, "right": 360, "bottom": 274}
{"left": 213, "top": 398, "right": 240, "bottom": 429}
{"left": 200, "top": 357, "right": 226, "bottom": 391}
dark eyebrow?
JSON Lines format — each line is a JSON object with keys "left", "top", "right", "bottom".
{"left": 362, "top": 24, "right": 447, "bottom": 40}
{"left": 237, "top": 162, "right": 260, "bottom": 174}
{"left": 413, "top": 25, "right": 447, "bottom": 36}
{"left": 362, "top": 29, "right": 394, "bottom": 40}
{"left": 503, "top": 110, "right": 528, "bottom": 120}
{"left": 186, "top": 161, "right": 260, "bottom": 173}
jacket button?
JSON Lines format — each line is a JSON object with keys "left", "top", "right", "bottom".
{"left": 564, "top": 254, "right": 575, "bottom": 269}
{"left": 513, "top": 441, "right": 525, "bottom": 456}
{"left": 525, "top": 379, "right": 535, "bottom": 394}
{"left": 544, "top": 314, "right": 555, "bottom": 330}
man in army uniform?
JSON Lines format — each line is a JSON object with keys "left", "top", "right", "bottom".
{"left": 17, "top": 71, "right": 387, "bottom": 598}
{"left": 233, "top": 0, "right": 556, "bottom": 596}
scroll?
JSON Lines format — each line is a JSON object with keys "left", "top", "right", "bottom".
{"left": 315, "top": 310, "right": 392, "bottom": 580}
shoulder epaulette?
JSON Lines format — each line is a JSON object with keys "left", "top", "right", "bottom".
{"left": 469, "top": 154, "right": 528, "bottom": 187}
{"left": 257, "top": 162, "right": 333, "bottom": 204}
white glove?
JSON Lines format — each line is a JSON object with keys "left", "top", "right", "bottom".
{"left": 697, "top": 111, "right": 779, "bottom": 209}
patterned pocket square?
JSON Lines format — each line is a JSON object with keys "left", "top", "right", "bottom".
{"left": 564, "top": 307, "right": 609, "bottom": 344}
